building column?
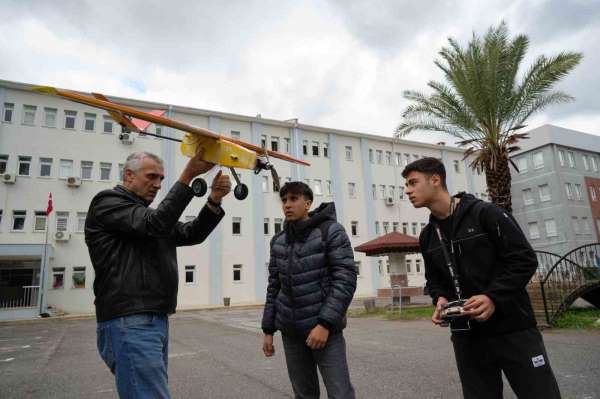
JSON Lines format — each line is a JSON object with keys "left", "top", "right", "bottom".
{"left": 440, "top": 150, "right": 454, "bottom": 194}
{"left": 208, "top": 116, "right": 223, "bottom": 305}
{"left": 251, "top": 121, "right": 267, "bottom": 303}
{"left": 359, "top": 138, "right": 379, "bottom": 293}
{"left": 328, "top": 133, "right": 344, "bottom": 223}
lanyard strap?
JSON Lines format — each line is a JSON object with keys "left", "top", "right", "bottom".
{"left": 433, "top": 197, "right": 462, "bottom": 299}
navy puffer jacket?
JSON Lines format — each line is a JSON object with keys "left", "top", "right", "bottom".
{"left": 261, "top": 202, "right": 357, "bottom": 337}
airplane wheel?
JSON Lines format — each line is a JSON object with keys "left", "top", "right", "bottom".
{"left": 234, "top": 184, "right": 249, "bottom": 200}
{"left": 191, "top": 178, "right": 207, "bottom": 197}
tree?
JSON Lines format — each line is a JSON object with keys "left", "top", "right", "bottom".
{"left": 396, "top": 22, "right": 582, "bottom": 212}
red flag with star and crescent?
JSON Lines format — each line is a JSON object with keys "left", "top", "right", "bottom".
{"left": 46, "top": 193, "right": 53, "bottom": 216}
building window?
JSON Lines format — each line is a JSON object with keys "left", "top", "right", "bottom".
{"left": 385, "top": 151, "right": 392, "bottom": 165}
{"left": 572, "top": 217, "right": 580, "bottom": 234}
{"left": 345, "top": 146, "right": 353, "bottom": 161}
{"left": 313, "top": 180, "right": 322, "bottom": 196}
{"left": 533, "top": 152, "right": 544, "bottom": 169}
{"left": 379, "top": 185, "right": 386, "bottom": 199}
{"left": 77, "top": 212, "right": 87, "bottom": 232}
{"left": 261, "top": 135, "right": 267, "bottom": 148}
{"left": 17, "top": 156, "right": 31, "bottom": 176}
{"left": 80, "top": 161, "right": 93, "bottom": 180}
{"left": 591, "top": 157, "right": 598, "bottom": 172}
{"left": 413, "top": 154, "right": 419, "bottom": 161}
{"left": 22, "top": 105, "right": 37, "bottom": 125}
{"left": 263, "top": 218, "right": 270, "bottom": 235}
{"left": 453, "top": 160, "right": 460, "bottom": 173}
{"left": 303, "top": 140, "right": 308, "bottom": 155}
{"left": 100, "top": 162, "right": 112, "bottom": 181}
{"left": 416, "top": 259, "right": 421, "bottom": 273}
{"left": 383, "top": 222, "right": 390, "bottom": 234}
{"left": 411, "top": 222, "right": 418, "bottom": 236}
{"left": 420, "top": 222, "right": 426, "bottom": 232}
{"left": 56, "top": 212, "right": 69, "bottom": 232}
{"left": 372, "top": 184, "right": 377, "bottom": 199}
{"left": 574, "top": 184, "right": 583, "bottom": 201}
{"left": 517, "top": 157, "right": 528, "bottom": 174}
{"left": 284, "top": 137, "right": 290, "bottom": 153}
{"left": 3, "top": 102, "right": 14, "bottom": 122}
{"left": 544, "top": 219, "right": 557, "bottom": 237}
{"left": 404, "top": 153, "right": 410, "bottom": 166}
{"left": 274, "top": 218, "right": 283, "bottom": 234}
{"left": 567, "top": 151, "right": 575, "bottom": 168}
{"left": 232, "top": 217, "right": 241, "bottom": 235}
{"left": 582, "top": 155, "right": 589, "bottom": 171}
{"left": 271, "top": 137, "right": 279, "bottom": 152}
{"left": 39, "top": 157, "right": 52, "bottom": 177}
{"left": 34, "top": 211, "right": 47, "bottom": 231}
{"left": 393, "top": 222, "right": 399, "bottom": 232}
{"left": 231, "top": 130, "right": 241, "bottom": 140}
{"left": 406, "top": 259, "right": 412, "bottom": 273}
{"left": 323, "top": 143, "right": 328, "bottom": 158}
{"left": 185, "top": 265, "right": 196, "bottom": 284}
{"left": 72, "top": 267, "right": 86, "bottom": 288}
{"left": 52, "top": 268, "right": 65, "bottom": 289}
{"left": 312, "top": 141, "right": 319, "bottom": 156}
{"left": 60, "top": 159, "right": 73, "bottom": 179}
{"left": 103, "top": 116, "right": 113, "bottom": 133}
{"left": 402, "top": 222, "right": 408, "bottom": 234}
{"left": 522, "top": 188, "right": 533, "bottom": 205}
{"left": 326, "top": 180, "right": 332, "bottom": 196}
{"left": 351, "top": 221, "right": 358, "bottom": 236}
{"left": 389, "top": 186, "right": 395, "bottom": 199}
{"left": 262, "top": 176, "right": 269, "bottom": 193}
{"left": 528, "top": 222, "right": 540, "bottom": 239}
{"left": 348, "top": 182, "right": 356, "bottom": 198}
{"left": 565, "top": 183, "right": 573, "bottom": 200}
{"left": 590, "top": 186, "right": 598, "bottom": 202}
{"left": 0, "top": 154, "right": 7, "bottom": 173}
{"left": 376, "top": 150, "right": 383, "bottom": 164}
{"left": 558, "top": 150, "right": 565, "bottom": 166}
{"left": 12, "top": 210, "right": 26, "bottom": 231}
{"left": 369, "top": 149, "right": 374, "bottom": 163}
{"left": 233, "top": 264, "right": 242, "bottom": 282}
{"left": 44, "top": 107, "right": 57, "bottom": 128}
{"left": 354, "top": 261, "right": 361, "bottom": 276}
{"left": 375, "top": 221, "right": 380, "bottom": 235}
{"left": 395, "top": 152, "right": 401, "bottom": 166}
{"left": 64, "top": 110, "right": 77, "bottom": 129}
{"left": 84, "top": 113, "right": 96, "bottom": 131}
{"left": 398, "top": 187, "right": 405, "bottom": 200}
{"left": 538, "top": 184, "right": 551, "bottom": 202}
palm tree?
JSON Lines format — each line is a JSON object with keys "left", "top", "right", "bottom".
{"left": 396, "top": 22, "right": 582, "bottom": 213}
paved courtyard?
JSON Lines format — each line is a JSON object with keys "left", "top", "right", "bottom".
{"left": 1, "top": 308, "right": 599, "bottom": 398}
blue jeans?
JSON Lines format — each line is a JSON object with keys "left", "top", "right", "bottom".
{"left": 97, "top": 313, "right": 170, "bottom": 399}
{"left": 282, "top": 331, "right": 355, "bottom": 399}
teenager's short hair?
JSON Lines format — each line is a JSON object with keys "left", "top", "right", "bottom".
{"left": 401, "top": 157, "right": 447, "bottom": 190}
{"left": 279, "top": 181, "right": 313, "bottom": 202}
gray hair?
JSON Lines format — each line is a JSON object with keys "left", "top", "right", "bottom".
{"left": 124, "top": 152, "right": 163, "bottom": 172}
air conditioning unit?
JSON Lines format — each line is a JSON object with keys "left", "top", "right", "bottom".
{"left": 385, "top": 196, "right": 395, "bottom": 206}
{"left": 67, "top": 176, "right": 81, "bottom": 187}
{"left": 2, "top": 173, "right": 16, "bottom": 184}
{"left": 54, "top": 231, "right": 71, "bottom": 241}
{"left": 119, "top": 132, "right": 135, "bottom": 144}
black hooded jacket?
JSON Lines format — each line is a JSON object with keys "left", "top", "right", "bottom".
{"left": 420, "top": 193, "right": 538, "bottom": 336}
{"left": 261, "top": 202, "right": 357, "bottom": 337}
{"left": 85, "top": 182, "right": 223, "bottom": 322}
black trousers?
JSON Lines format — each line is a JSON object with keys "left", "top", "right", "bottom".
{"left": 282, "top": 332, "right": 355, "bottom": 399}
{"left": 452, "top": 328, "right": 561, "bottom": 399}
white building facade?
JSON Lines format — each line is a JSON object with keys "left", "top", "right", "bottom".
{"left": 0, "top": 79, "right": 487, "bottom": 316}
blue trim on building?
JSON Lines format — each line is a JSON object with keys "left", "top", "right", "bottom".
{"left": 464, "top": 159, "right": 475, "bottom": 194}
{"left": 440, "top": 150, "right": 454, "bottom": 194}
{"left": 290, "top": 126, "right": 305, "bottom": 180}
{"left": 208, "top": 116, "right": 223, "bottom": 305}
{"left": 359, "top": 138, "right": 379, "bottom": 292}
{"left": 328, "top": 134, "right": 344, "bottom": 223}
{"left": 251, "top": 121, "right": 267, "bottom": 302}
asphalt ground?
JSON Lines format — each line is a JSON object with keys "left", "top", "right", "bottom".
{"left": 1, "top": 308, "right": 599, "bottom": 399}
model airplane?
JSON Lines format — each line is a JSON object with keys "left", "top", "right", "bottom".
{"left": 33, "top": 86, "right": 310, "bottom": 200}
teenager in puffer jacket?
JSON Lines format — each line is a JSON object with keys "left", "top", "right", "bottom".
{"left": 261, "top": 181, "right": 357, "bottom": 399}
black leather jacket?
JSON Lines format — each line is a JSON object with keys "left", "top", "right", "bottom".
{"left": 85, "top": 182, "right": 223, "bottom": 322}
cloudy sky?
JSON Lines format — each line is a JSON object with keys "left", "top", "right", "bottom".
{"left": 1, "top": 0, "right": 598, "bottom": 144}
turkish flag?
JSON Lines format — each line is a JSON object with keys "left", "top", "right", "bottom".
{"left": 46, "top": 193, "right": 53, "bottom": 216}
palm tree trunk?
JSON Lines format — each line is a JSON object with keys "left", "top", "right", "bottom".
{"left": 484, "top": 154, "right": 513, "bottom": 213}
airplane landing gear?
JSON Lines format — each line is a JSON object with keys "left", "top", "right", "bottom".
{"left": 229, "top": 167, "right": 248, "bottom": 200}
{"left": 191, "top": 178, "right": 208, "bottom": 197}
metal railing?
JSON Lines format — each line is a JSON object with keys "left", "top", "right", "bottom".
{"left": 537, "top": 243, "right": 600, "bottom": 324}
{"left": 0, "top": 285, "right": 40, "bottom": 309}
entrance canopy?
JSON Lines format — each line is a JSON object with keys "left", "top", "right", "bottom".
{"left": 354, "top": 232, "right": 420, "bottom": 256}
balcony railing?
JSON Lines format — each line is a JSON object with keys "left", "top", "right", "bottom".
{"left": 0, "top": 285, "right": 40, "bottom": 309}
